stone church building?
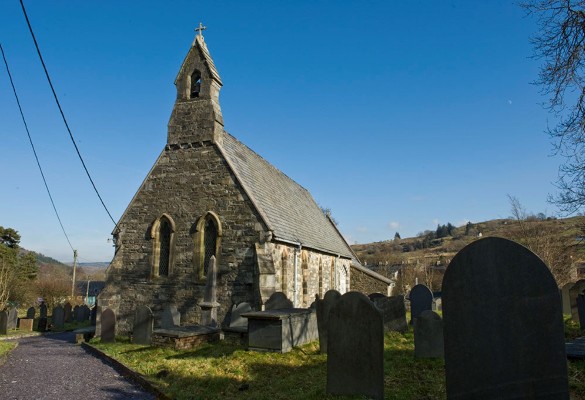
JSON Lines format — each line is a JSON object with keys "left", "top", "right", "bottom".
{"left": 98, "top": 30, "right": 390, "bottom": 334}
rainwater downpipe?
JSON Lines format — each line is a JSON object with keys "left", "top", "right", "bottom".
{"left": 293, "top": 243, "right": 302, "bottom": 308}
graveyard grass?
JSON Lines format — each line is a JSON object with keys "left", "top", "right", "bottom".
{"left": 0, "top": 341, "right": 17, "bottom": 365}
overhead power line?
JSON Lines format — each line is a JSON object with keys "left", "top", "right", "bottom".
{"left": 19, "top": 0, "right": 117, "bottom": 226}
{"left": 0, "top": 42, "right": 74, "bottom": 252}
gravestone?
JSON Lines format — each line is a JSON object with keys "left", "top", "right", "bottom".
{"left": 73, "top": 305, "right": 79, "bottom": 321}
{"left": 39, "top": 302, "right": 47, "bottom": 319}
{"left": 0, "top": 310, "right": 7, "bottom": 335}
{"left": 52, "top": 305, "right": 65, "bottom": 329}
{"left": 443, "top": 237, "right": 569, "bottom": 399}
{"left": 90, "top": 306, "right": 97, "bottom": 326}
{"left": 133, "top": 305, "right": 153, "bottom": 345}
{"left": 63, "top": 302, "right": 72, "bottom": 322}
{"left": 76, "top": 305, "right": 89, "bottom": 323}
{"left": 316, "top": 290, "right": 341, "bottom": 354}
{"left": 7, "top": 307, "right": 18, "bottom": 330}
{"left": 368, "top": 292, "right": 386, "bottom": 302}
{"left": 561, "top": 282, "right": 574, "bottom": 315}
{"left": 82, "top": 305, "right": 91, "bottom": 321}
{"left": 414, "top": 310, "right": 444, "bottom": 358}
{"left": 37, "top": 317, "right": 47, "bottom": 332}
{"left": 327, "top": 291, "right": 383, "bottom": 400}
{"left": 26, "top": 306, "right": 35, "bottom": 319}
{"left": 161, "top": 305, "right": 180, "bottom": 328}
{"left": 569, "top": 279, "right": 585, "bottom": 322}
{"left": 18, "top": 318, "right": 33, "bottom": 332}
{"left": 577, "top": 294, "right": 585, "bottom": 330}
{"left": 229, "top": 302, "right": 252, "bottom": 328}
{"left": 200, "top": 256, "right": 220, "bottom": 326}
{"left": 100, "top": 308, "right": 116, "bottom": 343}
{"left": 372, "top": 294, "right": 407, "bottom": 333}
{"left": 264, "top": 292, "right": 293, "bottom": 310}
{"left": 409, "top": 284, "right": 433, "bottom": 324}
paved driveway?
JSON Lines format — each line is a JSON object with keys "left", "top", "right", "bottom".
{"left": 0, "top": 332, "right": 156, "bottom": 400}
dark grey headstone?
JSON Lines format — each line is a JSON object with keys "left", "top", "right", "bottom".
{"left": 443, "top": 237, "right": 569, "bottom": 399}
{"left": 264, "top": 292, "right": 293, "bottom": 310}
{"left": 100, "top": 308, "right": 116, "bottom": 343}
{"left": 0, "top": 311, "right": 7, "bottom": 335}
{"left": 76, "top": 305, "right": 89, "bottom": 322}
{"left": 161, "top": 305, "right": 180, "bottom": 328}
{"left": 577, "top": 294, "right": 585, "bottom": 330}
{"left": 82, "top": 305, "right": 91, "bottom": 321}
{"left": 409, "top": 284, "right": 433, "bottom": 324}
{"left": 72, "top": 305, "right": 79, "bottom": 321}
{"left": 26, "top": 307, "right": 35, "bottom": 319}
{"left": 316, "top": 290, "right": 341, "bottom": 354}
{"left": 414, "top": 310, "right": 444, "bottom": 358}
{"left": 133, "top": 305, "right": 153, "bottom": 345}
{"left": 52, "top": 305, "right": 65, "bottom": 329}
{"left": 561, "top": 282, "right": 574, "bottom": 315}
{"left": 7, "top": 307, "right": 18, "bottom": 330}
{"left": 37, "top": 317, "right": 47, "bottom": 332}
{"left": 368, "top": 292, "right": 386, "bottom": 301}
{"left": 90, "top": 306, "right": 97, "bottom": 326}
{"left": 570, "top": 279, "right": 585, "bottom": 322}
{"left": 372, "top": 295, "right": 407, "bottom": 333}
{"left": 39, "top": 303, "right": 47, "bottom": 319}
{"left": 326, "top": 291, "right": 383, "bottom": 400}
{"left": 63, "top": 302, "right": 72, "bottom": 322}
{"left": 229, "top": 302, "right": 252, "bottom": 328}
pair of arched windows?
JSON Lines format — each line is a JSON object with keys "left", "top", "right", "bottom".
{"left": 151, "top": 212, "right": 221, "bottom": 279}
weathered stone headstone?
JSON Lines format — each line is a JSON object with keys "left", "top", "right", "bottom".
{"left": 264, "top": 292, "right": 293, "bottom": 310}
{"left": 52, "top": 305, "right": 65, "bottom": 329}
{"left": 7, "top": 307, "right": 18, "bottom": 330}
{"left": 161, "top": 305, "right": 180, "bottom": 328}
{"left": 90, "top": 306, "right": 97, "bottom": 326}
{"left": 409, "top": 284, "right": 433, "bottom": 324}
{"left": 229, "top": 302, "right": 252, "bottom": 328}
{"left": 26, "top": 306, "right": 35, "bottom": 319}
{"left": 63, "top": 302, "right": 72, "bottom": 322}
{"left": 72, "top": 305, "right": 79, "bottom": 321}
{"left": 39, "top": 302, "right": 47, "bottom": 319}
{"left": 37, "top": 317, "right": 47, "bottom": 332}
{"left": 82, "top": 305, "right": 91, "bottom": 321}
{"left": 200, "top": 255, "right": 220, "bottom": 327}
{"left": 414, "top": 310, "right": 444, "bottom": 358}
{"left": 368, "top": 292, "right": 386, "bottom": 302}
{"left": 372, "top": 294, "right": 407, "bottom": 333}
{"left": 0, "top": 310, "right": 7, "bottom": 335}
{"left": 326, "top": 291, "right": 383, "bottom": 400}
{"left": 561, "top": 282, "right": 574, "bottom": 315}
{"left": 577, "top": 294, "right": 585, "bottom": 330}
{"left": 100, "top": 308, "right": 116, "bottom": 343}
{"left": 443, "top": 237, "right": 569, "bottom": 399}
{"left": 76, "top": 305, "right": 90, "bottom": 323}
{"left": 133, "top": 305, "right": 153, "bottom": 345}
{"left": 18, "top": 318, "right": 33, "bottom": 332}
{"left": 570, "top": 279, "right": 585, "bottom": 322}
{"left": 316, "top": 290, "right": 341, "bottom": 354}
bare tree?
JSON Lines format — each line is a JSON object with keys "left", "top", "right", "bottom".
{"left": 524, "top": 1, "right": 585, "bottom": 213}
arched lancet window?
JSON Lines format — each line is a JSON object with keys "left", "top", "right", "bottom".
{"left": 151, "top": 214, "right": 175, "bottom": 278}
{"left": 193, "top": 211, "right": 222, "bottom": 281}
{"left": 190, "top": 70, "right": 202, "bottom": 98}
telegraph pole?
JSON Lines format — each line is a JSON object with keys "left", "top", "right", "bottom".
{"left": 71, "top": 249, "right": 78, "bottom": 298}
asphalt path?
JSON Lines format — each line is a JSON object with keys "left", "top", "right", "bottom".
{"left": 0, "top": 332, "right": 156, "bottom": 400}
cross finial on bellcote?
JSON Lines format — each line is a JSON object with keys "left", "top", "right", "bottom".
{"left": 195, "top": 22, "right": 207, "bottom": 38}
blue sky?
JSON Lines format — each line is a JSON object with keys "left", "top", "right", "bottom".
{"left": 0, "top": 1, "right": 561, "bottom": 262}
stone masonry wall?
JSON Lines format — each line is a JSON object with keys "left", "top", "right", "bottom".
{"left": 350, "top": 265, "right": 390, "bottom": 296}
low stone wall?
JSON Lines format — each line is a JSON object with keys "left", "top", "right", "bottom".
{"left": 350, "top": 264, "right": 392, "bottom": 295}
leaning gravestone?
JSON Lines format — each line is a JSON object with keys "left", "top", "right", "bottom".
{"left": 7, "top": 307, "right": 18, "bottom": 330}
{"left": 327, "top": 291, "right": 383, "bottom": 400}
{"left": 264, "top": 292, "right": 293, "bottom": 310}
{"left": 372, "top": 294, "right": 407, "bottom": 333}
{"left": 161, "top": 305, "right": 180, "bottom": 328}
{"left": 0, "top": 310, "right": 7, "bottom": 335}
{"left": 63, "top": 302, "right": 72, "bottom": 322}
{"left": 228, "top": 302, "right": 252, "bottom": 329}
{"left": 133, "top": 305, "right": 154, "bottom": 345}
{"left": 316, "top": 290, "right": 341, "bottom": 354}
{"left": 569, "top": 279, "right": 585, "bottom": 322}
{"left": 414, "top": 310, "right": 444, "bottom": 358}
{"left": 443, "top": 237, "right": 569, "bottom": 399}
{"left": 26, "top": 306, "right": 35, "bottom": 319}
{"left": 561, "top": 282, "right": 574, "bottom": 315}
{"left": 52, "top": 305, "right": 65, "bottom": 329}
{"left": 100, "top": 308, "right": 116, "bottom": 343}
{"left": 409, "top": 284, "right": 433, "bottom": 324}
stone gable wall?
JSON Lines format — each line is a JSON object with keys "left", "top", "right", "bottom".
{"left": 350, "top": 265, "right": 390, "bottom": 296}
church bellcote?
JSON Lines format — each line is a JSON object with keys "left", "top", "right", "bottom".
{"left": 168, "top": 24, "right": 224, "bottom": 145}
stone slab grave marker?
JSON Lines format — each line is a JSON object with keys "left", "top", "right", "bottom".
{"left": 316, "top": 290, "right": 341, "bottom": 354}
{"left": 77, "top": 305, "right": 90, "bottom": 323}
{"left": 18, "top": 318, "right": 33, "bottom": 332}
{"left": 561, "top": 282, "right": 574, "bottom": 315}
{"left": 90, "top": 306, "right": 97, "bottom": 326}
{"left": 26, "top": 306, "right": 35, "bottom": 319}
{"left": 326, "top": 291, "right": 384, "bottom": 400}
{"left": 569, "top": 279, "right": 585, "bottom": 322}
{"left": 443, "top": 237, "right": 569, "bottom": 399}
{"left": 39, "top": 302, "right": 47, "bottom": 318}
{"left": 133, "top": 305, "right": 154, "bottom": 345}
{"left": 100, "top": 308, "right": 116, "bottom": 343}
{"left": 63, "top": 302, "right": 72, "bottom": 322}
{"left": 161, "top": 305, "right": 180, "bottom": 329}
{"left": 368, "top": 292, "right": 386, "bottom": 302}
{"left": 371, "top": 294, "right": 407, "bottom": 333}
{"left": 82, "top": 304, "right": 91, "bottom": 321}
{"left": 7, "top": 307, "right": 18, "bottom": 330}
{"left": 0, "top": 310, "right": 7, "bottom": 335}
{"left": 409, "top": 284, "right": 433, "bottom": 324}
{"left": 52, "top": 305, "right": 65, "bottom": 329}
{"left": 72, "top": 305, "right": 79, "bottom": 321}
{"left": 414, "top": 310, "right": 444, "bottom": 358}
{"left": 38, "top": 302, "right": 48, "bottom": 332}
{"left": 264, "top": 292, "right": 293, "bottom": 310}
{"left": 228, "top": 302, "right": 251, "bottom": 329}
{"left": 200, "top": 255, "right": 220, "bottom": 327}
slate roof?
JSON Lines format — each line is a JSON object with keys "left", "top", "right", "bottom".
{"left": 219, "top": 132, "right": 355, "bottom": 259}
{"left": 175, "top": 34, "right": 223, "bottom": 86}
